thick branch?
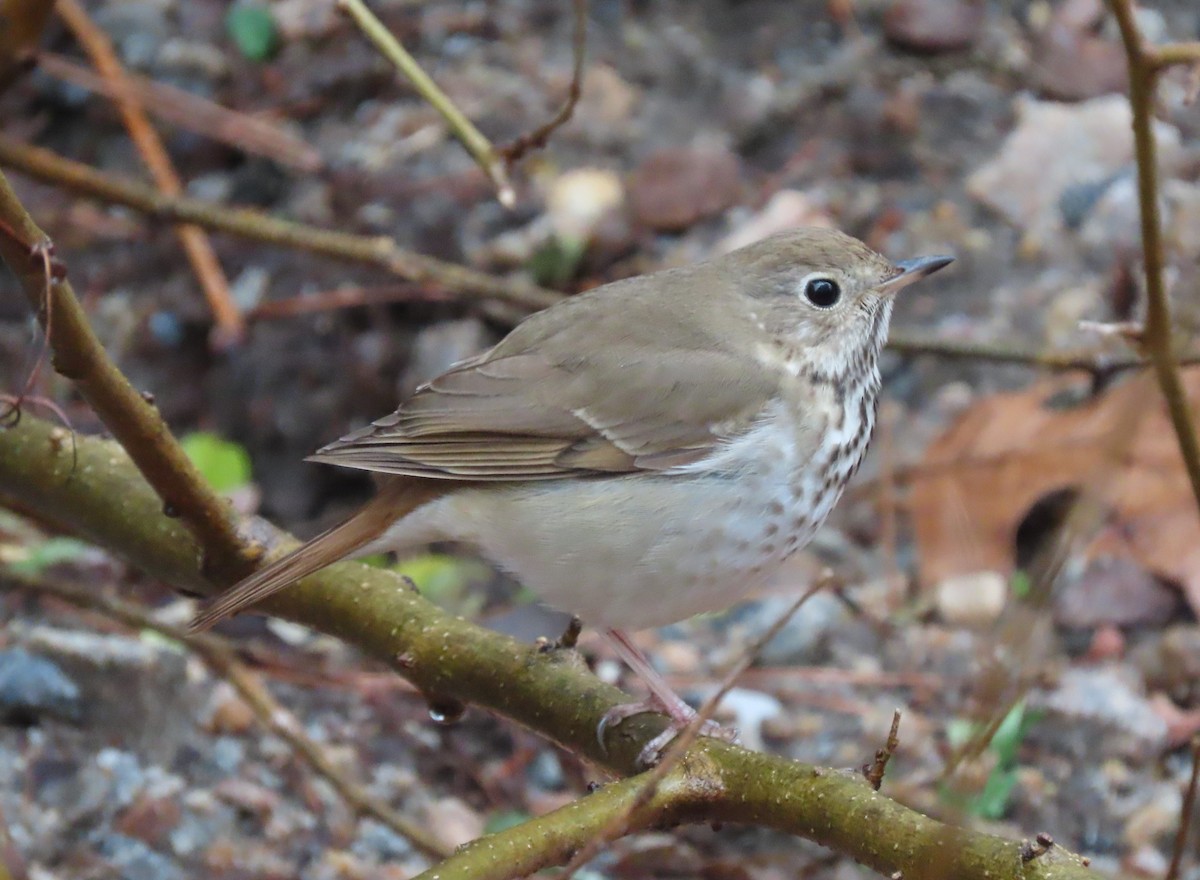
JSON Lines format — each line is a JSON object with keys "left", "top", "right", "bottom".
{"left": 0, "top": 414, "right": 1096, "bottom": 880}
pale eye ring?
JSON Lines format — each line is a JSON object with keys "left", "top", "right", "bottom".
{"left": 803, "top": 276, "right": 841, "bottom": 308}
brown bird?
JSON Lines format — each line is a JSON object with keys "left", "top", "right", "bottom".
{"left": 192, "top": 227, "right": 951, "bottom": 761}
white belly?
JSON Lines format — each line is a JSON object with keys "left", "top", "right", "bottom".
{"left": 375, "top": 393, "right": 873, "bottom": 630}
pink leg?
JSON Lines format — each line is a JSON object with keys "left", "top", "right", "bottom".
{"left": 603, "top": 629, "right": 696, "bottom": 724}
{"left": 598, "top": 629, "right": 736, "bottom": 765}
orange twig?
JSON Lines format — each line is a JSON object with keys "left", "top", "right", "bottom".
{"left": 55, "top": 0, "right": 245, "bottom": 348}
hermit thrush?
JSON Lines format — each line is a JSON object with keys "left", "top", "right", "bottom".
{"left": 192, "top": 228, "right": 951, "bottom": 758}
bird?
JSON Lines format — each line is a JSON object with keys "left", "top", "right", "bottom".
{"left": 191, "top": 227, "right": 952, "bottom": 761}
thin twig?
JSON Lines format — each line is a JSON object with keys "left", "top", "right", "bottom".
{"left": 0, "top": 135, "right": 561, "bottom": 310}
{"left": 37, "top": 52, "right": 323, "bottom": 173}
{"left": 1166, "top": 735, "right": 1200, "bottom": 880}
{"left": 1151, "top": 42, "right": 1200, "bottom": 70}
{"left": 499, "top": 0, "right": 587, "bottom": 163}
{"left": 1106, "top": 0, "right": 1200, "bottom": 517}
{"left": 863, "top": 710, "right": 902, "bottom": 791}
{"left": 555, "top": 574, "right": 836, "bottom": 880}
{"left": 0, "top": 569, "right": 452, "bottom": 861}
{"left": 247, "top": 284, "right": 454, "bottom": 320}
{"left": 55, "top": 0, "right": 244, "bottom": 348}
{"left": 886, "top": 330, "right": 1200, "bottom": 374}
{"left": 336, "top": 0, "right": 514, "bottom": 208}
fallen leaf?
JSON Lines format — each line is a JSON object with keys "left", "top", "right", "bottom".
{"left": 908, "top": 369, "right": 1200, "bottom": 616}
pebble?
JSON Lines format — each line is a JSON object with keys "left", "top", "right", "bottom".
{"left": 1122, "top": 782, "right": 1181, "bottom": 849}
{"left": 717, "top": 190, "right": 834, "bottom": 254}
{"left": 1031, "top": 0, "right": 1126, "bottom": 101}
{"left": 1029, "top": 666, "right": 1168, "bottom": 760}
{"left": 204, "top": 682, "right": 256, "bottom": 736}
{"left": 935, "top": 570, "right": 1007, "bottom": 627}
{"left": 91, "top": 832, "right": 184, "bottom": 880}
{"left": 423, "top": 797, "right": 485, "bottom": 851}
{"left": 0, "top": 648, "right": 82, "bottom": 726}
{"left": 1054, "top": 555, "right": 1181, "bottom": 630}
{"left": 627, "top": 146, "right": 743, "bottom": 232}
{"left": 711, "top": 687, "right": 783, "bottom": 752}
{"left": 966, "top": 95, "right": 1183, "bottom": 252}
{"left": 545, "top": 167, "right": 626, "bottom": 243}
{"left": 883, "top": 0, "right": 985, "bottom": 53}
{"left": 19, "top": 626, "right": 194, "bottom": 762}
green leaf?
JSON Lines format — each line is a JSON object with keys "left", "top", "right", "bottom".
{"left": 226, "top": 4, "right": 280, "bottom": 61}
{"left": 1010, "top": 569, "right": 1032, "bottom": 599}
{"left": 989, "top": 701, "right": 1031, "bottom": 767}
{"left": 8, "top": 536, "right": 94, "bottom": 575}
{"left": 181, "top": 432, "right": 252, "bottom": 493}
{"left": 528, "top": 234, "right": 587, "bottom": 287}
{"left": 973, "top": 767, "right": 1019, "bottom": 820}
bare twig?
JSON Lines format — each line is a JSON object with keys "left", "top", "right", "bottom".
{"left": 0, "top": 135, "right": 561, "bottom": 310}
{"left": 247, "top": 284, "right": 455, "bottom": 320}
{"left": 886, "top": 330, "right": 1200, "bottom": 374}
{"left": 55, "top": 0, "right": 244, "bottom": 348}
{"left": 863, "top": 710, "right": 902, "bottom": 791}
{"left": 1106, "top": 0, "right": 1200, "bottom": 516}
{"left": 499, "top": 0, "right": 587, "bottom": 163}
{"left": 1166, "top": 736, "right": 1200, "bottom": 880}
{"left": 37, "top": 52, "right": 323, "bottom": 173}
{"left": 0, "top": 569, "right": 452, "bottom": 861}
{"left": 336, "top": 0, "right": 515, "bottom": 208}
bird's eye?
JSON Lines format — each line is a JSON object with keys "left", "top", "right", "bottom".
{"left": 804, "top": 277, "right": 841, "bottom": 308}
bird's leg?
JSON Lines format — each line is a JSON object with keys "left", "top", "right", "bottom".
{"left": 598, "top": 628, "right": 736, "bottom": 765}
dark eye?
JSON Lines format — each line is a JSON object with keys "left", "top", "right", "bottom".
{"left": 804, "top": 277, "right": 841, "bottom": 307}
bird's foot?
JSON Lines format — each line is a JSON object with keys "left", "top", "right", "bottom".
{"left": 597, "top": 697, "right": 738, "bottom": 767}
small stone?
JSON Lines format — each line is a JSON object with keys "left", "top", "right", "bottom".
{"left": 0, "top": 648, "right": 82, "bottom": 726}
{"left": 1054, "top": 555, "right": 1181, "bottom": 629}
{"left": 545, "top": 167, "right": 625, "bottom": 243}
{"left": 718, "top": 190, "right": 834, "bottom": 254}
{"left": 1031, "top": 0, "right": 1126, "bottom": 101}
{"left": 204, "top": 682, "right": 256, "bottom": 736}
{"left": 19, "top": 626, "right": 193, "bottom": 762}
{"left": 1122, "top": 783, "right": 1181, "bottom": 849}
{"left": 628, "top": 146, "right": 743, "bottom": 232}
{"left": 935, "top": 571, "right": 1007, "bottom": 627}
{"left": 884, "top": 0, "right": 985, "bottom": 53}
{"left": 1131, "top": 625, "right": 1200, "bottom": 705}
{"left": 424, "top": 797, "right": 485, "bottom": 851}
{"left": 711, "top": 687, "right": 783, "bottom": 751}
{"left": 967, "top": 95, "right": 1182, "bottom": 252}
{"left": 1029, "top": 666, "right": 1168, "bottom": 759}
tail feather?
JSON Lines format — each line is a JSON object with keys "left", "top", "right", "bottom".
{"left": 190, "top": 479, "right": 443, "bottom": 632}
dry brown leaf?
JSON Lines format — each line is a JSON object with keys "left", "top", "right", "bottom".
{"left": 908, "top": 369, "right": 1200, "bottom": 615}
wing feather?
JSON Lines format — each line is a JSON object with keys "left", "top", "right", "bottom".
{"left": 309, "top": 271, "right": 781, "bottom": 481}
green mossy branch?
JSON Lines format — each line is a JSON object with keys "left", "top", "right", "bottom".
{"left": 0, "top": 413, "right": 1095, "bottom": 880}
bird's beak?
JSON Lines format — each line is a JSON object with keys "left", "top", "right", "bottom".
{"left": 880, "top": 254, "right": 954, "bottom": 294}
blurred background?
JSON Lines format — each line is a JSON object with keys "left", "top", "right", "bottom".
{"left": 1, "top": 0, "right": 1200, "bottom": 877}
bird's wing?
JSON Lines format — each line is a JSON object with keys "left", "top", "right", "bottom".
{"left": 308, "top": 337, "right": 778, "bottom": 481}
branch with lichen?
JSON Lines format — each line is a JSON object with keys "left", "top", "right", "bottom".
{"left": 0, "top": 413, "right": 1096, "bottom": 880}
